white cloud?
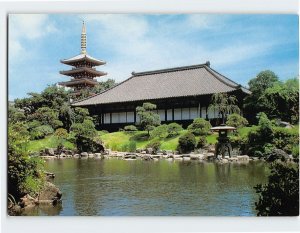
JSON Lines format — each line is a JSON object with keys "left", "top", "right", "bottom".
{"left": 78, "top": 14, "right": 280, "bottom": 83}
{"left": 9, "top": 14, "right": 57, "bottom": 59}
{"left": 185, "top": 14, "right": 225, "bottom": 30}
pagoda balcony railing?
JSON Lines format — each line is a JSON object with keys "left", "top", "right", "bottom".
{"left": 71, "top": 67, "right": 96, "bottom": 70}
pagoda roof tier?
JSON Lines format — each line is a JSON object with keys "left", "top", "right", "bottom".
{"left": 60, "top": 67, "right": 107, "bottom": 77}
{"left": 61, "top": 54, "right": 106, "bottom": 66}
{"left": 58, "top": 78, "right": 98, "bottom": 87}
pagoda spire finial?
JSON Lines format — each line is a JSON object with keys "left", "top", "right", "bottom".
{"left": 81, "top": 20, "right": 87, "bottom": 54}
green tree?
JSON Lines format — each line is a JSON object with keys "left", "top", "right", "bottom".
{"left": 208, "top": 93, "right": 240, "bottom": 124}
{"left": 70, "top": 119, "right": 97, "bottom": 139}
{"left": 59, "top": 102, "right": 75, "bottom": 131}
{"left": 167, "top": 123, "right": 183, "bottom": 137}
{"left": 8, "top": 122, "right": 45, "bottom": 199}
{"left": 246, "top": 113, "right": 274, "bottom": 156}
{"left": 8, "top": 106, "right": 26, "bottom": 123}
{"left": 244, "top": 70, "right": 279, "bottom": 123}
{"left": 30, "top": 125, "right": 54, "bottom": 140}
{"left": 261, "top": 78, "right": 299, "bottom": 124}
{"left": 254, "top": 162, "right": 299, "bottom": 216}
{"left": 226, "top": 113, "right": 248, "bottom": 128}
{"left": 150, "top": 124, "right": 168, "bottom": 139}
{"left": 187, "top": 118, "right": 211, "bottom": 136}
{"left": 54, "top": 128, "right": 69, "bottom": 152}
{"left": 92, "top": 79, "right": 116, "bottom": 94}
{"left": 70, "top": 119, "right": 99, "bottom": 152}
{"left": 29, "top": 107, "right": 63, "bottom": 129}
{"left": 73, "top": 107, "right": 92, "bottom": 123}
{"left": 136, "top": 102, "right": 161, "bottom": 136}
{"left": 15, "top": 85, "right": 69, "bottom": 115}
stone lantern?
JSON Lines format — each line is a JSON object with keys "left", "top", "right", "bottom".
{"left": 210, "top": 124, "right": 236, "bottom": 158}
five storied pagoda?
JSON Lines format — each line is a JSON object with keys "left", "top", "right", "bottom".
{"left": 59, "top": 21, "right": 107, "bottom": 97}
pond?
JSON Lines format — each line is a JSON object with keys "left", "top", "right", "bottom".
{"left": 22, "top": 158, "right": 269, "bottom": 216}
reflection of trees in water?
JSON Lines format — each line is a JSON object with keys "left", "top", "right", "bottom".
{"left": 73, "top": 159, "right": 106, "bottom": 216}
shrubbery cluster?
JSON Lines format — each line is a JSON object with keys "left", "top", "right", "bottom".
{"left": 177, "top": 132, "right": 196, "bottom": 153}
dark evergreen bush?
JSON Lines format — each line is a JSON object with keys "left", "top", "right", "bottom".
{"left": 187, "top": 118, "right": 211, "bottom": 136}
{"left": 255, "top": 162, "right": 299, "bottom": 216}
{"left": 177, "top": 132, "right": 196, "bottom": 153}
{"left": 196, "top": 136, "right": 207, "bottom": 149}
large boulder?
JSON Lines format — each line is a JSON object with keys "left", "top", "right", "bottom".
{"left": 80, "top": 152, "right": 88, "bottom": 158}
{"left": 59, "top": 153, "right": 67, "bottom": 158}
{"left": 45, "top": 148, "right": 55, "bottom": 156}
{"left": 124, "top": 153, "right": 137, "bottom": 159}
{"left": 104, "top": 149, "right": 111, "bottom": 155}
{"left": 38, "top": 182, "right": 62, "bottom": 205}
{"left": 237, "top": 155, "right": 250, "bottom": 162}
{"left": 142, "top": 154, "right": 153, "bottom": 161}
{"left": 146, "top": 148, "right": 153, "bottom": 154}
{"left": 19, "top": 194, "right": 36, "bottom": 209}
{"left": 88, "top": 153, "right": 95, "bottom": 158}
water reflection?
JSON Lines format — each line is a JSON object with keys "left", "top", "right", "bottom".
{"left": 23, "top": 159, "right": 269, "bottom": 216}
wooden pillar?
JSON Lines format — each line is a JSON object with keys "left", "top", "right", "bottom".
{"left": 172, "top": 108, "right": 174, "bottom": 121}
{"left": 134, "top": 110, "right": 137, "bottom": 123}
{"left": 165, "top": 109, "right": 167, "bottom": 122}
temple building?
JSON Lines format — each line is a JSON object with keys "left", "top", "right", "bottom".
{"left": 72, "top": 61, "right": 251, "bottom": 131}
{"left": 58, "top": 21, "right": 107, "bottom": 97}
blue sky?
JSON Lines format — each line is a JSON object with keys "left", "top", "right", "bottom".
{"left": 9, "top": 14, "right": 299, "bottom": 100}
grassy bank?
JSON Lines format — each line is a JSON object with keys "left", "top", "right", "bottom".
{"left": 27, "top": 130, "right": 218, "bottom": 152}
{"left": 27, "top": 125, "right": 297, "bottom": 153}
{"left": 100, "top": 130, "right": 218, "bottom": 151}
{"left": 27, "top": 135, "right": 75, "bottom": 152}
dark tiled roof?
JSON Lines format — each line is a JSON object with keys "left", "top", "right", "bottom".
{"left": 59, "top": 78, "right": 98, "bottom": 87}
{"left": 60, "top": 67, "right": 107, "bottom": 77}
{"left": 61, "top": 54, "right": 106, "bottom": 66}
{"left": 72, "top": 62, "right": 250, "bottom": 106}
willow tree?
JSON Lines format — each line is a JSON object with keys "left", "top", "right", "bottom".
{"left": 208, "top": 93, "right": 240, "bottom": 124}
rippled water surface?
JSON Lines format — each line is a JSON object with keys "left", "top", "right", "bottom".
{"left": 23, "top": 159, "right": 269, "bottom": 216}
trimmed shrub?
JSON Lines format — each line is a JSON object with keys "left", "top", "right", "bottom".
{"left": 75, "top": 136, "right": 104, "bottom": 153}
{"left": 197, "top": 136, "right": 207, "bottom": 149}
{"left": 146, "top": 140, "right": 161, "bottom": 154}
{"left": 177, "top": 132, "right": 196, "bottom": 153}
{"left": 273, "top": 127, "right": 298, "bottom": 154}
{"left": 124, "top": 125, "right": 138, "bottom": 132}
{"left": 187, "top": 118, "right": 211, "bottom": 136}
{"left": 30, "top": 125, "right": 54, "bottom": 140}
{"left": 150, "top": 124, "right": 168, "bottom": 139}
{"left": 167, "top": 123, "right": 183, "bottom": 137}
{"left": 226, "top": 113, "right": 248, "bottom": 128}
{"left": 27, "top": 120, "right": 42, "bottom": 130}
